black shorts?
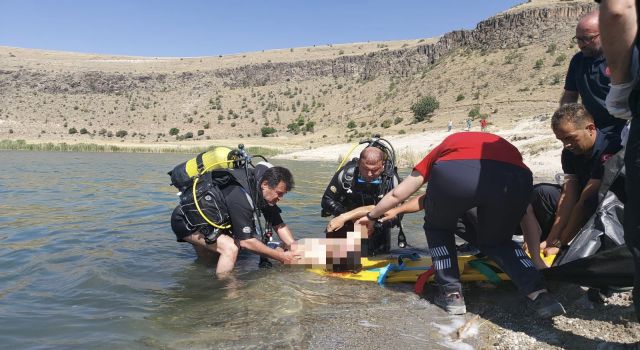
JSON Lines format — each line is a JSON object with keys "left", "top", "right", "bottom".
{"left": 170, "top": 206, "right": 197, "bottom": 242}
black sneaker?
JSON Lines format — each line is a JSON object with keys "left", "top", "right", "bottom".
{"left": 433, "top": 289, "right": 467, "bottom": 315}
{"left": 526, "top": 292, "right": 566, "bottom": 318}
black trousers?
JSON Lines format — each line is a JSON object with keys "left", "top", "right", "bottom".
{"left": 625, "top": 119, "right": 640, "bottom": 321}
{"left": 423, "top": 160, "right": 545, "bottom": 295}
{"left": 529, "top": 183, "right": 562, "bottom": 242}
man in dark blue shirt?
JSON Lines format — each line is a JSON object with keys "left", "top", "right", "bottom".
{"left": 561, "top": 10, "right": 627, "bottom": 134}
{"left": 521, "top": 104, "right": 621, "bottom": 269}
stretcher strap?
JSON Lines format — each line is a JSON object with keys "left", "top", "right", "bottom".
{"left": 468, "top": 259, "right": 502, "bottom": 285}
{"left": 414, "top": 269, "right": 435, "bottom": 295}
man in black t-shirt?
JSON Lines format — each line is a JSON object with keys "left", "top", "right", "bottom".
{"left": 171, "top": 164, "right": 299, "bottom": 277}
{"left": 521, "top": 104, "right": 621, "bottom": 269}
{"left": 561, "top": 10, "right": 627, "bottom": 134}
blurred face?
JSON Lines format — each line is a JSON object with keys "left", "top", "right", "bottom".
{"left": 553, "top": 120, "right": 596, "bottom": 155}
{"left": 575, "top": 19, "right": 601, "bottom": 57}
{"left": 261, "top": 180, "right": 288, "bottom": 206}
{"left": 358, "top": 158, "right": 384, "bottom": 182}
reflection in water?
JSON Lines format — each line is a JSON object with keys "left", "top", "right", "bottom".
{"left": 0, "top": 151, "right": 461, "bottom": 349}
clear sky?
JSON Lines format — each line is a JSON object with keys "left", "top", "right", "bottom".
{"left": 0, "top": 0, "right": 524, "bottom": 57}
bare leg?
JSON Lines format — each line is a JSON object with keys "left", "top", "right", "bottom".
{"left": 183, "top": 233, "right": 239, "bottom": 278}
{"left": 214, "top": 235, "right": 239, "bottom": 277}
{"left": 520, "top": 205, "right": 548, "bottom": 270}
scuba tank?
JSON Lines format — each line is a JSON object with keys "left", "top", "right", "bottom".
{"left": 168, "top": 146, "right": 239, "bottom": 192}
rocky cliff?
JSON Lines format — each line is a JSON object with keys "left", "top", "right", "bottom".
{"left": 1, "top": 1, "right": 596, "bottom": 94}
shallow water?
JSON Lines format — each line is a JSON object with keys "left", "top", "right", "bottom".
{"left": 0, "top": 151, "right": 471, "bottom": 349}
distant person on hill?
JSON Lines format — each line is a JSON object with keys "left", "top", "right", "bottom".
{"left": 448, "top": 120, "right": 453, "bottom": 132}
{"left": 560, "top": 10, "right": 627, "bottom": 134}
{"left": 480, "top": 118, "right": 488, "bottom": 131}
{"left": 358, "top": 132, "right": 565, "bottom": 318}
{"left": 465, "top": 118, "right": 472, "bottom": 131}
{"left": 598, "top": 0, "right": 640, "bottom": 322}
{"left": 520, "top": 104, "right": 621, "bottom": 269}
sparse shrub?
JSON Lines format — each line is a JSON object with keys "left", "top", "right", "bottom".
{"left": 203, "top": 122, "right": 210, "bottom": 129}
{"left": 68, "top": 127, "right": 77, "bottom": 134}
{"left": 456, "top": 94, "right": 465, "bottom": 102}
{"left": 411, "top": 95, "right": 439, "bottom": 122}
{"left": 394, "top": 117, "right": 403, "bottom": 125}
{"left": 8, "top": 129, "right": 13, "bottom": 134}
{"left": 197, "top": 130, "right": 204, "bottom": 136}
{"left": 184, "top": 132, "right": 193, "bottom": 139}
{"left": 169, "top": 128, "right": 179, "bottom": 136}
{"left": 546, "top": 43, "right": 557, "bottom": 55}
{"left": 347, "top": 120, "right": 357, "bottom": 129}
{"left": 534, "top": 59, "right": 544, "bottom": 70}
{"left": 80, "top": 128, "right": 89, "bottom": 134}
{"left": 116, "top": 130, "right": 128, "bottom": 138}
{"left": 98, "top": 128, "right": 107, "bottom": 135}
{"left": 551, "top": 73, "right": 562, "bottom": 85}
{"left": 553, "top": 53, "right": 567, "bottom": 66}
{"left": 381, "top": 119, "right": 392, "bottom": 128}
{"left": 107, "top": 131, "right": 113, "bottom": 137}
{"left": 398, "top": 129, "right": 406, "bottom": 134}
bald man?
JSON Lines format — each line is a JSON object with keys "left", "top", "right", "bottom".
{"left": 561, "top": 10, "right": 627, "bottom": 133}
{"left": 321, "top": 146, "right": 400, "bottom": 259}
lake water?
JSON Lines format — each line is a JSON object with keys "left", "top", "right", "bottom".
{"left": 0, "top": 151, "right": 478, "bottom": 349}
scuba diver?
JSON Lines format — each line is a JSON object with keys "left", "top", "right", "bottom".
{"left": 168, "top": 146, "right": 300, "bottom": 278}
{"left": 321, "top": 136, "right": 404, "bottom": 261}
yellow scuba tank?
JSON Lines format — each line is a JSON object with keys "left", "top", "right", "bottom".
{"left": 168, "top": 146, "right": 235, "bottom": 191}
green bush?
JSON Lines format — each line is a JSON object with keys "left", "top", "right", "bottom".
{"left": 305, "top": 121, "right": 315, "bottom": 133}
{"left": 261, "top": 126, "right": 277, "bottom": 137}
{"left": 197, "top": 130, "right": 204, "bottom": 136}
{"left": 394, "top": 117, "right": 403, "bottom": 125}
{"left": 411, "top": 95, "right": 439, "bottom": 122}
{"left": 456, "top": 94, "right": 465, "bottom": 102}
{"left": 468, "top": 106, "right": 481, "bottom": 119}
{"left": 116, "top": 130, "right": 128, "bottom": 138}
{"left": 80, "top": 128, "right": 89, "bottom": 134}
{"left": 381, "top": 119, "right": 392, "bottom": 128}
{"left": 169, "top": 128, "right": 179, "bottom": 136}
{"left": 347, "top": 120, "right": 357, "bottom": 129}
{"left": 184, "top": 132, "right": 194, "bottom": 139}
{"left": 68, "top": 127, "right": 77, "bottom": 134}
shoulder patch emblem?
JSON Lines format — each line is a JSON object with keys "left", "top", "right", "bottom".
{"left": 242, "top": 226, "right": 251, "bottom": 234}
{"left": 601, "top": 153, "right": 613, "bottom": 163}
{"left": 330, "top": 185, "right": 337, "bottom": 193}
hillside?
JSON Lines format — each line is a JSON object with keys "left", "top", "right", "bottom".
{"left": 0, "top": 0, "right": 596, "bottom": 151}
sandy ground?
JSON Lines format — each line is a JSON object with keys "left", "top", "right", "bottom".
{"left": 274, "top": 115, "right": 563, "bottom": 181}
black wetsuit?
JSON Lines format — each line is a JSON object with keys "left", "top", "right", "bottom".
{"left": 321, "top": 159, "right": 399, "bottom": 255}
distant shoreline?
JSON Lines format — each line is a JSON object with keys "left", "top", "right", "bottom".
{"left": 0, "top": 139, "right": 282, "bottom": 157}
